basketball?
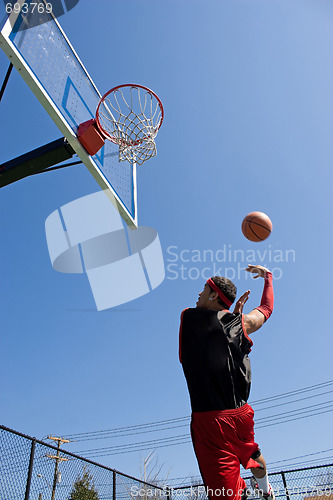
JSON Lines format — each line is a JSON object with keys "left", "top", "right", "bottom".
{"left": 241, "top": 211, "right": 272, "bottom": 242}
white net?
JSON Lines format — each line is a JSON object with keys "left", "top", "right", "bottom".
{"left": 96, "top": 85, "right": 163, "bottom": 165}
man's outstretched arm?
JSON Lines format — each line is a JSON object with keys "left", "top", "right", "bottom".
{"left": 241, "top": 265, "right": 274, "bottom": 335}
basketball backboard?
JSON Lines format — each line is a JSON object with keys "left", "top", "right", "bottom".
{"left": 0, "top": 0, "right": 137, "bottom": 228}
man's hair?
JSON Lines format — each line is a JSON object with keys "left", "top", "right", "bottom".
{"left": 209, "top": 276, "right": 237, "bottom": 307}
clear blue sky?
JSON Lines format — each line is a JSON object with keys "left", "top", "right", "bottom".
{"left": 1, "top": 0, "right": 333, "bottom": 484}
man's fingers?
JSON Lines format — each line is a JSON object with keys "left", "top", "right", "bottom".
{"left": 245, "top": 267, "right": 262, "bottom": 278}
{"left": 245, "top": 264, "right": 270, "bottom": 278}
{"left": 233, "top": 290, "right": 250, "bottom": 314}
{"left": 237, "top": 291, "right": 250, "bottom": 303}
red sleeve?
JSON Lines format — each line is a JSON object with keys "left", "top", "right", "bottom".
{"left": 255, "top": 271, "right": 274, "bottom": 321}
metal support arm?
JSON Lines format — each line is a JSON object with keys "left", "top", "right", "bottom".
{"left": 0, "top": 137, "right": 76, "bottom": 188}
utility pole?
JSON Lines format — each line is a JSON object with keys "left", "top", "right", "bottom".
{"left": 46, "top": 435, "right": 70, "bottom": 500}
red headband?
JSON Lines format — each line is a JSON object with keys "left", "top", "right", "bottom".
{"left": 207, "top": 278, "right": 233, "bottom": 308}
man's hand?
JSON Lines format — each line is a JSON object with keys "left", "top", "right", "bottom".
{"left": 245, "top": 264, "right": 271, "bottom": 279}
{"left": 233, "top": 290, "right": 250, "bottom": 314}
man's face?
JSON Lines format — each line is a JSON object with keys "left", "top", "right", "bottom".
{"left": 196, "top": 283, "right": 213, "bottom": 309}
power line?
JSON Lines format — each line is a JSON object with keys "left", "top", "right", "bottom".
{"left": 255, "top": 407, "right": 333, "bottom": 429}
{"left": 65, "top": 390, "right": 333, "bottom": 444}
{"left": 65, "top": 380, "right": 333, "bottom": 442}
{"left": 268, "top": 456, "right": 333, "bottom": 472}
{"left": 255, "top": 400, "right": 333, "bottom": 423}
{"left": 59, "top": 380, "right": 333, "bottom": 459}
{"left": 75, "top": 406, "right": 333, "bottom": 458}
{"left": 66, "top": 422, "right": 189, "bottom": 443}
{"left": 65, "top": 416, "right": 189, "bottom": 441}
{"left": 250, "top": 380, "right": 333, "bottom": 405}
{"left": 79, "top": 439, "right": 191, "bottom": 457}
{"left": 267, "top": 448, "right": 333, "bottom": 466}
{"left": 254, "top": 389, "right": 333, "bottom": 412}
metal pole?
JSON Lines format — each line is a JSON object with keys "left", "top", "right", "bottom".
{"left": 281, "top": 471, "right": 291, "bottom": 500}
{"left": 113, "top": 470, "right": 116, "bottom": 500}
{"left": 0, "top": 63, "right": 13, "bottom": 103}
{"left": 51, "top": 441, "right": 61, "bottom": 500}
{"left": 24, "top": 438, "right": 36, "bottom": 500}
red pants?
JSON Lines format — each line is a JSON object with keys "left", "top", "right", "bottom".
{"left": 191, "top": 404, "right": 261, "bottom": 500}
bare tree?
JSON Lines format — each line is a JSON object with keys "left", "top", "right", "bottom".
{"left": 127, "top": 451, "right": 171, "bottom": 500}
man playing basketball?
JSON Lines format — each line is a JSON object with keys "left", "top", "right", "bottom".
{"left": 179, "top": 264, "right": 275, "bottom": 500}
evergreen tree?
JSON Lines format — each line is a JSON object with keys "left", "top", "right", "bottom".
{"left": 69, "top": 469, "right": 99, "bottom": 500}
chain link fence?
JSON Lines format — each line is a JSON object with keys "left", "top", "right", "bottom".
{"left": 0, "top": 425, "right": 169, "bottom": 500}
{"left": 171, "top": 465, "right": 333, "bottom": 500}
{"left": 1, "top": 424, "right": 332, "bottom": 500}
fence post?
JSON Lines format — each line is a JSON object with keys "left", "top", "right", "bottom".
{"left": 113, "top": 470, "right": 116, "bottom": 500}
{"left": 24, "top": 438, "right": 36, "bottom": 500}
{"left": 281, "top": 471, "right": 291, "bottom": 500}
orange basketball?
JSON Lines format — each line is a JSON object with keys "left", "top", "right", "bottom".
{"left": 241, "top": 211, "right": 272, "bottom": 242}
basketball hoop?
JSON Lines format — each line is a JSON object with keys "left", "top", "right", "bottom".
{"left": 77, "top": 84, "right": 164, "bottom": 165}
{"left": 96, "top": 84, "right": 164, "bottom": 165}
